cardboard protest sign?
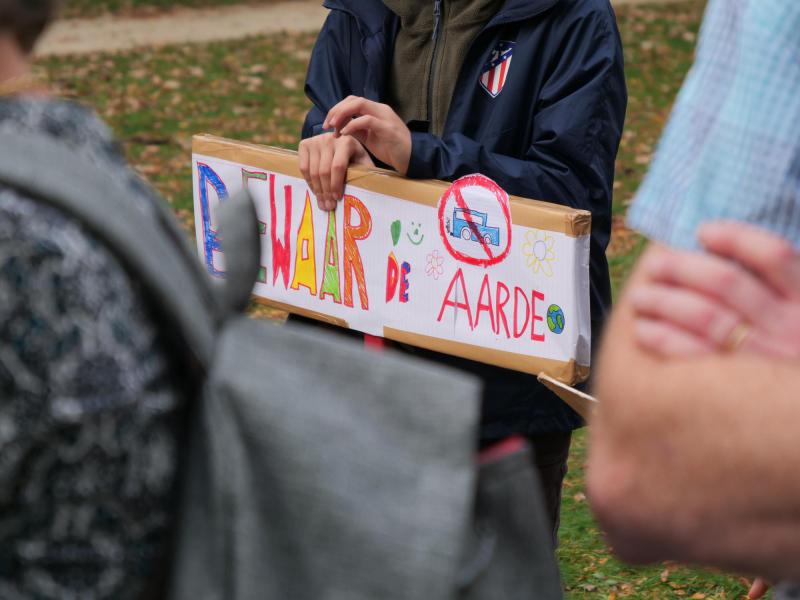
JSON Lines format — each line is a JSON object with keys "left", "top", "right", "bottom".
{"left": 192, "top": 134, "right": 592, "bottom": 384}
{"left": 537, "top": 374, "right": 598, "bottom": 421}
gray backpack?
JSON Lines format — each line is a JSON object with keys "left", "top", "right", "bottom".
{"left": 0, "top": 131, "right": 563, "bottom": 600}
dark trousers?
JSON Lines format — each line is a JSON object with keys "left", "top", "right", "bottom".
{"left": 528, "top": 431, "right": 572, "bottom": 548}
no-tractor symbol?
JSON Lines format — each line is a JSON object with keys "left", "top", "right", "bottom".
{"left": 450, "top": 208, "right": 501, "bottom": 246}
{"left": 438, "top": 174, "right": 512, "bottom": 268}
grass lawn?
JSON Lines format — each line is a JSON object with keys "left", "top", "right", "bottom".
{"left": 561, "top": 429, "right": 751, "bottom": 599}
{"left": 38, "top": 1, "right": 757, "bottom": 597}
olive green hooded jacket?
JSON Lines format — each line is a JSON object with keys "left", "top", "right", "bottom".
{"left": 383, "top": 0, "right": 505, "bottom": 135}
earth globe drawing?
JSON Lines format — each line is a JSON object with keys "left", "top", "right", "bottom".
{"left": 547, "top": 304, "right": 565, "bottom": 334}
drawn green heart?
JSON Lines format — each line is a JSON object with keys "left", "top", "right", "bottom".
{"left": 391, "top": 220, "right": 401, "bottom": 246}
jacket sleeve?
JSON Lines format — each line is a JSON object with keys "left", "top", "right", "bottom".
{"left": 302, "top": 9, "right": 363, "bottom": 139}
{"left": 406, "top": 7, "right": 627, "bottom": 215}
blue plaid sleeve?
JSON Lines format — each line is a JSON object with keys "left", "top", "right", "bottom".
{"left": 627, "top": 0, "right": 800, "bottom": 249}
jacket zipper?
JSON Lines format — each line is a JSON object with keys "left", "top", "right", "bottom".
{"left": 427, "top": 0, "right": 443, "bottom": 133}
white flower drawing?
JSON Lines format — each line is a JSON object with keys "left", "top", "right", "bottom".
{"left": 426, "top": 249, "right": 445, "bottom": 280}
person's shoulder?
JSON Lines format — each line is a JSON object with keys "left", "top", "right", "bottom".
{"left": 323, "top": 0, "right": 392, "bottom": 33}
{"left": 0, "top": 96, "right": 160, "bottom": 211}
{"left": 323, "top": 0, "right": 389, "bottom": 20}
{"left": 0, "top": 97, "right": 163, "bottom": 313}
{"left": 0, "top": 96, "right": 113, "bottom": 151}
{"left": 548, "top": 0, "right": 619, "bottom": 28}
{"left": 324, "top": 0, "right": 386, "bottom": 13}
{"left": 557, "top": 0, "right": 615, "bottom": 15}
{"left": 529, "top": 0, "right": 620, "bottom": 48}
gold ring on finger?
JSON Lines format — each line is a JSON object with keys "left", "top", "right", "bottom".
{"left": 721, "top": 321, "right": 752, "bottom": 353}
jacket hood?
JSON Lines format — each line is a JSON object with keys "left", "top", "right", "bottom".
{"left": 322, "top": 0, "right": 561, "bottom": 32}
{"left": 381, "top": 0, "right": 500, "bottom": 18}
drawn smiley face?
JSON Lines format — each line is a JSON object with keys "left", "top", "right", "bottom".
{"left": 407, "top": 222, "right": 425, "bottom": 246}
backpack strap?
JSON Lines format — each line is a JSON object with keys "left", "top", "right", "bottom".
{"left": 215, "top": 188, "right": 262, "bottom": 313}
{"left": 0, "top": 130, "right": 223, "bottom": 370}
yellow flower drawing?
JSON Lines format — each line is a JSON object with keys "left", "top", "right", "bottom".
{"left": 522, "top": 230, "right": 556, "bottom": 277}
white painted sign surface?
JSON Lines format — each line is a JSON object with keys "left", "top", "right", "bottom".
{"left": 192, "top": 147, "right": 591, "bottom": 379}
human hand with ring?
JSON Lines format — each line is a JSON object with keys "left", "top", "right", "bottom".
{"left": 626, "top": 221, "right": 800, "bottom": 359}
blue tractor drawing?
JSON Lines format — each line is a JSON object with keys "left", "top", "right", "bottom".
{"left": 449, "top": 208, "right": 501, "bottom": 246}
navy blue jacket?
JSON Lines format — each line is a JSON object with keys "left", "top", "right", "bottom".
{"left": 302, "top": 0, "right": 627, "bottom": 437}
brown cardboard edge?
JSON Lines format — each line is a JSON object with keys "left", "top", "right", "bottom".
{"left": 252, "top": 297, "right": 349, "bottom": 328}
{"left": 384, "top": 327, "right": 589, "bottom": 385}
{"left": 537, "top": 373, "right": 598, "bottom": 421}
{"left": 193, "top": 134, "right": 591, "bottom": 238}
{"left": 571, "top": 210, "right": 592, "bottom": 238}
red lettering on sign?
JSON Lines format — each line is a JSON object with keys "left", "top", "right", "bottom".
{"left": 343, "top": 195, "right": 372, "bottom": 310}
{"left": 437, "top": 268, "right": 474, "bottom": 329}
{"left": 437, "top": 272, "right": 549, "bottom": 342}
{"left": 475, "top": 274, "right": 496, "bottom": 333}
{"left": 495, "top": 281, "right": 511, "bottom": 338}
{"left": 531, "top": 290, "right": 545, "bottom": 342}
{"left": 513, "top": 286, "right": 530, "bottom": 339}
{"left": 386, "top": 252, "right": 399, "bottom": 302}
{"left": 270, "top": 174, "right": 292, "bottom": 289}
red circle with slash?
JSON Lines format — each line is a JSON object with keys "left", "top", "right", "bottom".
{"left": 438, "top": 174, "right": 513, "bottom": 268}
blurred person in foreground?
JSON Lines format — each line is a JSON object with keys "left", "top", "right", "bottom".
{"left": 0, "top": 2, "right": 183, "bottom": 598}
{"left": 587, "top": 1, "right": 800, "bottom": 598}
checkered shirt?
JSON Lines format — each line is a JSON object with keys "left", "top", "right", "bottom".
{"left": 627, "top": 0, "right": 800, "bottom": 249}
